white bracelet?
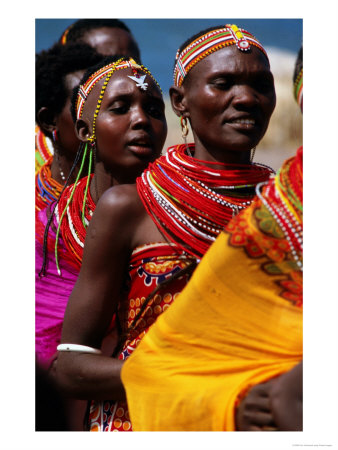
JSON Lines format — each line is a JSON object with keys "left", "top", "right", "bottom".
{"left": 57, "top": 343, "right": 102, "bottom": 355}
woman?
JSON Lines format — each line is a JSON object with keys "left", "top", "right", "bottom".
{"left": 56, "top": 24, "right": 276, "bottom": 431}
{"left": 35, "top": 18, "right": 140, "bottom": 174}
{"left": 59, "top": 18, "right": 140, "bottom": 60}
{"left": 235, "top": 45, "right": 303, "bottom": 432}
{"left": 36, "top": 55, "right": 167, "bottom": 369}
{"left": 35, "top": 42, "right": 103, "bottom": 210}
{"left": 121, "top": 46, "right": 303, "bottom": 432}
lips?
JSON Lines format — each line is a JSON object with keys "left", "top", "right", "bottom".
{"left": 127, "top": 135, "right": 154, "bottom": 156}
{"left": 226, "top": 116, "right": 259, "bottom": 132}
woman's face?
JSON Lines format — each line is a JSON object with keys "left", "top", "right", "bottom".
{"left": 181, "top": 45, "right": 276, "bottom": 161}
{"left": 82, "top": 68, "right": 167, "bottom": 181}
{"left": 82, "top": 27, "right": 140, "bottom": 59}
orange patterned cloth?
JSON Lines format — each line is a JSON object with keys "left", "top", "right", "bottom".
{"left": 89, "top": 242, "right": 196, "bottom": 431}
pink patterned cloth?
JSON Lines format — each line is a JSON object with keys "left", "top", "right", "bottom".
{"left": 35, "top": 207, "right": 79, "bottom": 369}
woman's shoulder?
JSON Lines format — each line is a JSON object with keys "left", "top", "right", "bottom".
{"left": 92, "top": 183, "right": 144, "bottom": 228}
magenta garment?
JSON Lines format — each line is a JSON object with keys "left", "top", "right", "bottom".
{"left": 35, "top": 208, "right": 79, "bottom": 369}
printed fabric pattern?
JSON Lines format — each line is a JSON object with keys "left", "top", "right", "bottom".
{"left": 225, "top": 147, "right": 303, "bottom": 307}
{"left": 88, "top": 243, "right": 196, "bottom": 431}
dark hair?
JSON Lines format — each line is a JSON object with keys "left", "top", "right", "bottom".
{"left": 59, "top": 19, "right": 132, "bottom": 43}
{"left": 70, "top": 54, "right": 142, "bottom": 123}
{"left": 293, "top": 45, "right": 303, "bottom": 83}
{"left": 35, "top": 42, "right": 104, "bottom": 123}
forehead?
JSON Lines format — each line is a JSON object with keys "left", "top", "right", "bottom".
{"left": 82, "top": 68, "right": 162, "bottom": 117}
{"left": 187, "top": 45, "right": 271, "bottom": 80}
{"left": 103, "top": 69, "right": 162, "bottom": 98}
{"left": 81, "top": 27, "right": 139, "bottom": 57}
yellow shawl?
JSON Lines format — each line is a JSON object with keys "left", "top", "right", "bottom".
{"left": 122, "top": 151, "right": 303, "bottom": 431}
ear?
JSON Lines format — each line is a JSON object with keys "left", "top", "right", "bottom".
{"left": 169, "top": 85, "right": 189, "bottom": 118}
{"left": 75, "top": 118, "right": 92, "bottom": 142}
{"left": 37, "top": 107, "right": 56, "bottom": 137}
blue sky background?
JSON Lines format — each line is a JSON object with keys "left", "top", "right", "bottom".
{"left": 36, "top": 18, "right": 302, "bottom": 96}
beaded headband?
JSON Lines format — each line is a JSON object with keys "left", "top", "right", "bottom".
{"left": 174, "top": 24, "right": 268, "bottom": 87}
{"left": 293, "top": 68, "right": 303, "bottom": 110}
{"left": 75, "top": 57, "right": 162, "bottom": 140}
{"left": 60, "top": 24, "right": 73, "bottom": 45}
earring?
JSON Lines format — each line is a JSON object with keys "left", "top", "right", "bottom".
{"left": 52, "top": 129, "right": 58, "bottom": 143}
{"left": 180, "top": 116, "right": 189, "bottom": 140}
{"left": 180, "top": 116, "right": 192, "bottom": 156}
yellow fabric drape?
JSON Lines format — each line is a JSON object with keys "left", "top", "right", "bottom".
{"left": 122, "top": 152, "right": 303, "bottom": 431}
{"left": 122, "top": 215, "right": 302, "bottom": 431}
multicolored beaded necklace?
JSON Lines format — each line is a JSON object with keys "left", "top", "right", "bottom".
{"left": 36, "top": 157, "right": 63, "bottom": 212}
{"left": 256, "top": 147, "right": 303, "bottom": 270}
{"left": 55, "top": 174, "right": 96, "bottom": 267}
{"left": 137, "top": 144, "right": 275, "bottom": 259}
{"left": 35, "top": 125, "right": 53, "bottom": 173}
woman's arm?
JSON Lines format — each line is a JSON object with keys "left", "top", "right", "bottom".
{"left": 56, "top": 185, "right": 140, "bottom": 401}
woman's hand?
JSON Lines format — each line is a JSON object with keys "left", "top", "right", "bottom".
{"left": 235, "top": 362, "right": 303, "bottom": 431}
{"left": 235, "top": 380, "right": 277, "bottom": 431}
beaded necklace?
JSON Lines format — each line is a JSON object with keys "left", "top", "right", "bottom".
{"left": 56, "top": 174, "right": 96, "bottom": 267}
{"left": 35, "top": 125, "right": 54, "bottom": 172}
{"left": 256, "top": 147, "right": 303, "bottom": 270}
{"left": 137, "top": 144, "right": 275, "bottom": 259}
{"left": 36, "top": 157, "right": 63, "bottom": 212}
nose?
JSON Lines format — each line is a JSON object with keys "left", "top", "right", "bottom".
{"left": 130, "top": 104, "right": 150, "bottom": 129}
{"left": 232, "top": 84, "right": 259, "bottom": 109}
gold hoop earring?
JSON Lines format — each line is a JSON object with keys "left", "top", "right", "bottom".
{"left": 180, "top": 116, "right": 189, "bottom": 141}
{"left": 180, "top": 116, "right": 192, "bottom": 156}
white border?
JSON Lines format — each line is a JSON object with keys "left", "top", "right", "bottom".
{"left": 1, "top": 1, "right": 337, "bottom": 449}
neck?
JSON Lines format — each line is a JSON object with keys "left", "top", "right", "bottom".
{"left": 90, "top": 162, "right": 118, "bottom": 204}
{"left": 51, "top": 148, "right": 79, "bottom": 185}
{"left": 192, "top": 141, "right": 252, "bottom": 166}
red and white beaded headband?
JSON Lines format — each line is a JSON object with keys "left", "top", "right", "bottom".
{"left": 174, "top": 24, "right": 268, "bottom": 87}
{"left": 76, "top": 58, "right": 140, "bottom": 120}
{"left": 75, "top": 57, "right": 162, "bottom": 123}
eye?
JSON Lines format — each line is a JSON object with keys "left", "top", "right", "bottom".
{"left": 211, "top": 77, "right": 232, "bottom": 90}
{"left": 253, "top": 75, "right": 274, "bottom": 93}
{"left": 146, "top": 101, "right": 165, "bottom": 119}
{"left": 109, "top": 101, "right": 129, "bottom": 114}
